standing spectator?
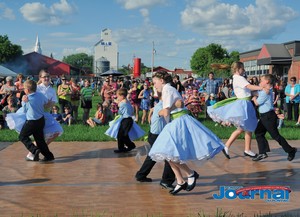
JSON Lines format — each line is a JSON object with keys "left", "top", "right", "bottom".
{"left": 100, "top": 78, "right": 113, "bottom": 103}
{"left": 55, "top": 75, "right": 62, "bottom": 89}
{"left": 200, "top": 72, "right": 220, "bottom": 100}
{"left": 275, "top": 108, "right": 285, "bottom": 129}
{"left": 284, "top": 76, "right": 300, "bottom": 121}
{"left": 81, "top": 79, "right": 94, "bottom": 125}
{"left": 57, "top": 75, "right": 72, "bottom": 114}
{"left": 173, "top": 75, "right": 185, "bottom": 95}
{"left": 14, "top": 73, "right": 25, "bottom": 107}
{"left": 128, "top": 80, "right": 141, "bottom": 122}
{"left": 138, "top": 83, "right": 152, "bottom": 124}
{"left": 70, "top": 77, "right": 81, "bottom": 123}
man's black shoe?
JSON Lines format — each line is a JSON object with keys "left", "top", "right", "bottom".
{"left": 160, "top": 182, "right": 175, "bottom": 191}
{"left": 114, "top": 149, "right": 128, "bottom": 153}
{"left": 252, "top": 153, "right": 268, "bottom": 161}
{"left": 288, "top": 148, "right": 297, "bottom": 161}
{"left": 39, "top": 156, "right": 55, "bottom": 163}
{"left": 33, "top": 149, "right": 40, "bottom": 161}
{"left": 127, "top": 143, "right": 136, "bottom": 152}
{"left": 136, "top": 177, "right": 152, "bottom": 182}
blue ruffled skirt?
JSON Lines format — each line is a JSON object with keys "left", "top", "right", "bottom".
{"left": 6, "top": 107, "right": 63, "bottom": 140}
{"left": 207, "top": 99, "right": 257, "bottom": 132}
{"left": 149, "top": 114, "right": 225, "bottom": 163}
{"left": 105, "top": 117, "right": 145, "bottom": 141}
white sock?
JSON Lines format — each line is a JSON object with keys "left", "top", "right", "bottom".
{"left": 224, "top": 146, "right": 229, "bottom": 154}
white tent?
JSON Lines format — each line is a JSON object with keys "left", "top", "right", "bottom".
{"left": 0, "top": 65, "right": 18, "bottom": 78}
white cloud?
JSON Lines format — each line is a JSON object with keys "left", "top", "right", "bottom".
{"left": 0, "top": 3, "right": 15, "bottom": 20}
{"left": 175, "top": 38, "right": 196, "bottom": 45}
{"left": 117, "top": 0, "right": 168, "bottom": 10}
{"left": 20, "top": 0, "right": 76, "bottom": 25}
{"left": 181, "top": 0, "right": 298, "bottom": 41}
{"left": 62, "top": 47, "right": 93, "bottom": 56}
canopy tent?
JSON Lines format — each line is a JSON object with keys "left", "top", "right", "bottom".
{"left": 100, "top": 69, "right": 124, "bottom": 77}
{"left": 0, "top": 65, "right": 18, "bottom": 78}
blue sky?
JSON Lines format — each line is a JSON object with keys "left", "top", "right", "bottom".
{"left": 0, "top": 0, "right": 299, "bottom": 70}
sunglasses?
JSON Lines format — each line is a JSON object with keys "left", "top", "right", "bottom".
{"left": 41, "top": 76, "right": 50, "bottom": 78}
{"left": 291, "top": 80, "right": 296, "bottom": 82}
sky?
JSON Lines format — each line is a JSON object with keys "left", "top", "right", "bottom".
{"left": 0, "top": 0, "right": 300, "bottom": 70}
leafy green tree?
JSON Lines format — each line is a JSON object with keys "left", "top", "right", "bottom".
{"left": 0, "top": 35, "right": 23, "bottom": 64}
{"left": 190, "top": 43, "right": 239, "bottom": 78}
{"left": 62, "top": 53, "right": 93, "bottom": 75}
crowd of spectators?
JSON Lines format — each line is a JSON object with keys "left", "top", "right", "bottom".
{"left": 1, "top": 71, "right": 300, "bottom": 130}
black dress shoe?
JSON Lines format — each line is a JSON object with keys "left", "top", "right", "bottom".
{"left": 39, "top": 156, "right": 55, "bottom": 163}
{"left": 114, "top": 149, "right": 128, "bottom": 153}
{"left": 160, "top": 182, "right": 175, "bottom": 191}
{"left": 169, "top": 182, "right": 187, "bottom": 195}
{"left": 127, "top": 144, "right": 136, "bottom": 152}
{"left": 186, "top": 171, "right": 199, "bottom": 191}
{"left": 222, "top": 149, "right": 230, "bottom": 159}
{"left": 136, "top": 177, "right": 152, "bottom": 182}
{"left": 287, "top": 148, "right": 297, "bottom": 161}
{"left": 252, "top": 153, "right": 268, "bottom": 161}
{"left": 33, "top": 149, "right": 40, "bottom": 161}
{"left": 244, "top": 152, "right": 258, "bottom": 158}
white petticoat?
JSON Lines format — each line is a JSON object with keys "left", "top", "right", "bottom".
{"left": 6, "top": 107, "right": 63, "bottom": 140}
{"left": 149, "top": 114, "right": 225, "bottom": 163}
{"left": 105, "top": 117, "right": 145, "bottom": 141}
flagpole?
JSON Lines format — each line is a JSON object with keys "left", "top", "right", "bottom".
{"left": 151, "top": 41, "right": 155, "bottom": 75}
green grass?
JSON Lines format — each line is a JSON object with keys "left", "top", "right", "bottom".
{"left": 1, "top": 93, "right": 300, "bottom": 142}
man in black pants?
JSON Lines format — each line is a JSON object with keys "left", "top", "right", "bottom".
{"left": 135, "top": 98, "right": 175, "bottom": 190}
{"left": 19, "top": 80, "right": 55, "bottom": 162}
{"left": 252, "top": 74, "right": 297, "bottom": 161}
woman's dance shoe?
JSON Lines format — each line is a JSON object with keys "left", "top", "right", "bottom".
{"left": 222, "top": 149, "right": 230, "bottom": 159}
{"left": 244, "top": 151, "right": 257, "bottom": 158}
{"left": 186, "top": 171, "right": 199, "bottom": 191}
{"left": 169, "top": 182, "right": 187, "bottom": 195}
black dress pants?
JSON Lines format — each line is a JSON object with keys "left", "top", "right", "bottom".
{"left": 117, "top": 117, "right": 135, "bottom": 150}
{"left": 19, "top": 117, "right": 54, "bottom": 159}
{"left": 286, "top": 102, "right": 299, "bottom": 121}
{"left": 135, "top": 132, "right": 175, "bottom": 185}
{"left": 255, "top": 110, "right": 293, "bottom": 154}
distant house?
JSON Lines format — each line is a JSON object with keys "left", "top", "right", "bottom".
{"left": 240, "top": 40, "right": 300, "bottom": 82}
{"left": 5, "top": 52, "right": 77, "bottom": 77}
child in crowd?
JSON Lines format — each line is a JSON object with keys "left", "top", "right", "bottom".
{"left": 252, "top": 74, "right": 297, "bottom": 161}
{"left": 138, "top": 83, "right": 152, "bottom": 124}
{"left": 87, "top": 102, "right": 106, "bottom": 127}
{"left": 275, "top": 107, "right": 284, "bottom": 129}
{"left": 62, "top": 106, "right": 73, "bottom": 126}
{"left": 105, "top": 88, "right": 145, "bottom": 153}
{"left": 206, "top": 93, "right": 217, "bottom": 106}
{"left": 2, "top": 95, "right": 18, "bottom": 128}
{"left": 51, "top": 105, "right": 62, "bottom": 123}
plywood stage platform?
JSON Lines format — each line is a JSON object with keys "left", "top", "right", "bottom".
{"left": 0, "top": 140, "right": 299, "bottom": 216}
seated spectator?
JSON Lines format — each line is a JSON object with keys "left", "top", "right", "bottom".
{"left": 206, "top": 93, "right": 217, "bottom": 106}
{"left": 275, "top": 108, "right": 285, "bottom": 129}
{"left": 51, "top": 105, "right": 63, "bottom": 123}
{"left": 62, "top": 106, "right": 73, "bottom": 126}
{"left": 87, "top": 102, "right": 106, "bottom": 127}
{"left": 2, "top": 95, "right": 18, "bottom": 128}
{"left": 103, "top": 101, "right": 113, "bottom": 125}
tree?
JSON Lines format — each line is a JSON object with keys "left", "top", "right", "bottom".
{"left": 0, "top": 35, "right": 23, "bottom": 64}
{"left": 190, "top": 43, "right": 239, "bottom": 78}
{"left": 62, "top": 53, "right": 93, "bottom": 75}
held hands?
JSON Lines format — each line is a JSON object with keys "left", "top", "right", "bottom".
{"left": 22, "top": 95, "right": 28, "bottom": 102}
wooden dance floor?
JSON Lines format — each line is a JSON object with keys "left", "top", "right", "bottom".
{"left": 0, "top": 140, "right": 299, "bottom": 216}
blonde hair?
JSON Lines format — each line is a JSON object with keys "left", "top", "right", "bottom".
{"left": 24, "top": 80, "right": 37, "bottom": 92}
{"left": 231, "top": 61, "right": 244, "bottom": 74}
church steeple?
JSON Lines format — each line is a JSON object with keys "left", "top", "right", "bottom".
{"left": 34, "top": 35, "right": 42, "bottom": 54}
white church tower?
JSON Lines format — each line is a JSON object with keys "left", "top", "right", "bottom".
{"left": 34, "top": 35, "right": 42, "bottom": 54}
{"left": 94, "top": 28, "right": 118, "bottom": 75}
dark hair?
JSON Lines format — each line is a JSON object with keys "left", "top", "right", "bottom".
{"left": 262, "top": 74, "right": 275, "bottom": 85}
{"left": 290, "top": 76, "right": 296, "bottom": 81}
{"left": 152, "top": 71, "right": 173, "bottom": 84}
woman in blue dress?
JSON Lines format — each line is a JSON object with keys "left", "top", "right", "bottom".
{"left": 149, "top": 71, "right": 225, "bottom": 195}
{"left": 138, "top": 83, "right": 151, "bottom": 124}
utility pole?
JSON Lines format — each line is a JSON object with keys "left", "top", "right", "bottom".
{"left": 151, "top": 41, "right": 155, "bottom": 75}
